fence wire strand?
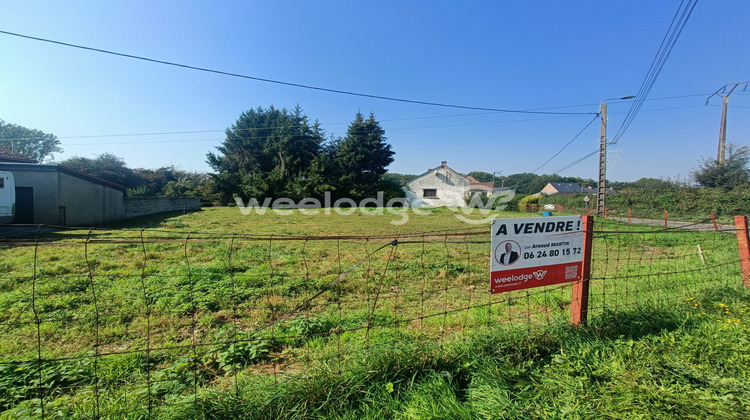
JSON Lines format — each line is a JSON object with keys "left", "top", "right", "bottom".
{"left": 0, "top": 218, "right": 746, "bottom": 418}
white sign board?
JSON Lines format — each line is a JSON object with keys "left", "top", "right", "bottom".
{"left": 490, "top": 216, "right": 584, "bottom": 293}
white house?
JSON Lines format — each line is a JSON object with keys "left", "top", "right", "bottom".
{"left": 404, "top": 161, "right": 497, "bottom": 207}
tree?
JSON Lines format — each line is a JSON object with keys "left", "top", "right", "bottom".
{"left": 502, "top": 173, "right": 539, "bottom": 194}
{"left": 329, "top": 112, "right": 394, "bottom": 200}
{"left": 59, "top": 153, "right": 146, "bottom": 190}
{"left": 131, "top": 166, "right": 182, "bottom": 196}
{"left": 693, "top": 144, "right": 750, "bottom": 190}
{"left": 611, "top": 177, "right": 677, "bottom": 191}
{"left": 467, "top": 171, "right": 494, "bottom": 183}
{"left": 207, "top": 106, "right": 324, "bottom": 202}
{"left": 497, "top": 173, "right": 598, "bottom": 194}
{"left": 132, "top": 166, "right": 211, "bottom": 196}
{"left": 0, "top": 119, "right": 63, "bottom": 162}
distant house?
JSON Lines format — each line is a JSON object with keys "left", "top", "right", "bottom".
{"left": 0, "top": 145, "right": 37, "bottom": 163}
{"left": 540, "top": 182, "right": 617, "bottom": 195}
{"left": 404, "top": 161, "right": 501, "bottom": 207}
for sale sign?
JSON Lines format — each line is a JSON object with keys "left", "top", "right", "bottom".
{"left": 490, "top": 216, "right": 584, "bottom": 293}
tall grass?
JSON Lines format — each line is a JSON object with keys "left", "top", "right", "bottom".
{"left": 156, "top": 286, "right": 749, "bottom": 419}
{"left": 0, "top": 208, "right": 747, "bottom": 418}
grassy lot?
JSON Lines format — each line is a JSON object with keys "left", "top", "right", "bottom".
{"left": 0, "top": 207, "right": 748, "bottom": 419}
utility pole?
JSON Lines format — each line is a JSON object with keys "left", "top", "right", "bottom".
{"left": 707, "top": 82, "right": 748, "bottom": 164}
{"left": 596, "top": 103, "right": 607, "bottom": 217}
{"left": 493, "top": 171, "right": 503, "bottom": 191}
{"left": 597, "top": 96, "right": 634, "bottom": 217}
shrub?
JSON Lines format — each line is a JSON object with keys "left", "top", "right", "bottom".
{"left": 518, "top": 195, "right": 541, "bottom": 212}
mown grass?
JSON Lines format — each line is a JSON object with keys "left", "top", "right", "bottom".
{"left": 0, "top": 207, "right": 748, "bottom": 418}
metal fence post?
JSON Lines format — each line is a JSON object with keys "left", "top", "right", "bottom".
{"left": 571, "top": 215, "right": 594, "bottom": 325}
{"left": 711, "top": 212, "right": 718, "bottom": 232}
{"left": 734, "top": 215, "right": 750, "bottom": 288}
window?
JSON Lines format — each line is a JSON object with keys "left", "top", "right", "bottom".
{"left": 0, "top": 178, "right": 4, "bottom": 189}
{"left": 423, "top": 189, "right": 437, "bottom": 198}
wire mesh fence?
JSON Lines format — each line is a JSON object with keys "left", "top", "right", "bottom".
{"left": 0, "top": 217, "right": 745, "bottom": 418}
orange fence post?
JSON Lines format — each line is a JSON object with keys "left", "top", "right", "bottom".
{"left": 628, "top": 208, "right": 631, "bottom": 225}
{"left": 734, "top": 215, "right": 750, "bottom": 288}
{"left": 571, "top": 215, "right": 594, "bottom": 326}
{"left": 711, "top": 212, "right": 718, "bottom": 232}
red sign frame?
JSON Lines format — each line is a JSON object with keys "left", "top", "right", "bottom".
{"left": 490, "top": 262, "right": 582, "bottom": 293}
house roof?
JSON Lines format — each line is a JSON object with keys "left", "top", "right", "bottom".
{"left": 0, "top": 145, "right": 36, "bottom": 163}
{"left": 545, "top": 182, "right": 617, "bottom": 195}
{"left": 58, "top": 165, "right": 128, "bottom": 191}
{"left": 407, "top": 162, "right": 467, "bottom": 185}
{"left": 547, "top": 182, "right": 596, "bottom": 194}
{"left": 0, "top": 162, "right": 127, "bottom": 192}
{"left": 469, "top": 181, "right": 494, "bottom": 191}
{"left": 469, "top": 184, "right": 493, "bottom": 192}
{"left": 407, "top": 162, "right": 502, "bottom": 193}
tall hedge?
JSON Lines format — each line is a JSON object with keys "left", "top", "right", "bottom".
{"left": 537, "top": 186, "right": 750, "bottom": 222}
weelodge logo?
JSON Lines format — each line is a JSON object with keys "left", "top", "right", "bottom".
{"left": 235, "top": 189, "right": 516, "bottom": 225}
{"left": 494, "top": 269, "right": 548, "bottom": 285}
{"left": 450, "top": 190, "right": 516, "bottom": 225}
{"left": 234, "top": 192, "right": 424, "bottom": 226}
{"left": 532, "top": 270, "right": 548, "bottom": 280}
{"left": 494, "top": 273, "right": 534, "bottom": 284}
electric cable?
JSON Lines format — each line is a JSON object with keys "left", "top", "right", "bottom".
{"left": 530, "top": 114, "right": 599, "bottom": 173}
{"left": 1, "top": 96, "right": 722, "bottom": 144}
{"left": 610, "top": 0, "right": 699, "bottom": 144}
{"left": 552, "top": 149, "right": 599, "bottom": 174}
{"left": 549, "top": 0, "right": 700, "bottom": 174}
{"left": 0, "top": 30, "right": 595, "bottom": 116}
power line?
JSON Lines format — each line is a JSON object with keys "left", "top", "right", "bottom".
{"left": 549, "top": 104, "right": 708, "bottom": 174}
{"left": 552, "top": 149, "right": 599, "bottom": 174}
{"left": 64, "top": 138, "right": 222, "bottom": 146}
{"left": 57, "top": 104, "right": 706, "bottom": 147}
{"left": 2, "top": 95, "right": 719, "bottom": 144}
{"left": 530, "top": 115, "right": 599, "bottom": 173}
{"left": 610, "top": 0, "right": 699, "bottom": 144}
{"left": 530, "top": 103, "right": 718, "bottom": 174}
{"left": 58, "top": 116, "right": 583, "bottom": 146}
{"left": 549, "top": 1, "right": 700, "bottom": 177}
{"left": 0, "top": 29, "right": 596, "bottom": 116}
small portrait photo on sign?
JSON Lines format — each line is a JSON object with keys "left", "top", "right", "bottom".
{"left": 494, "top": 240, "right": 521, "bottom": 266}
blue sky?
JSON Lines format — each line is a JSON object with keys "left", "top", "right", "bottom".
{"left": 1, "top": 1, "right": 748, "bottom": 182}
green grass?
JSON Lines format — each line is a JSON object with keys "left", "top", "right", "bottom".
{"left": 0, "top": 207, "right": 747, "bottom": 418}
{"left": 151, "top": 287, "right": 750, "bottom": 420}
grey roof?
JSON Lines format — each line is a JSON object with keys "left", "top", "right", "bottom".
{"left": 548, "top": 183, "right": 596, "bottom": 194}
{"left": 0, "top": 162, "right": 127, "bottom": 191}
{"left": 407, "top": 162, "right": 465, "bottom": 185}
{"left": 546, "top": 182, "right": 617, "bottom": 194}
